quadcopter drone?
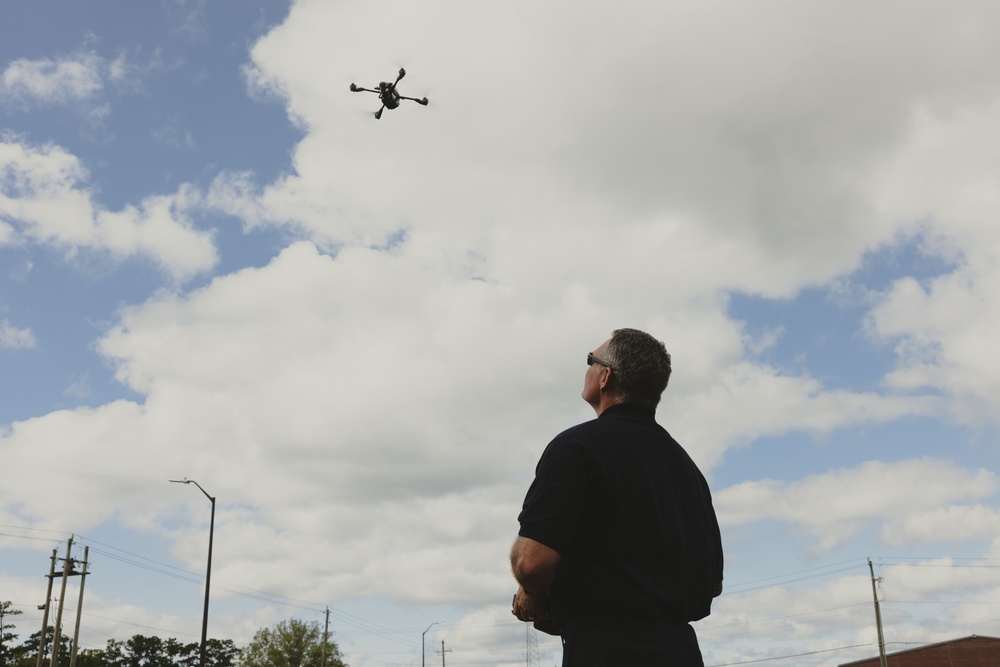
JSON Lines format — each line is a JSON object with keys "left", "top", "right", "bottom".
{"left": 350, "top": 68, "right": 428, "bottom": 120}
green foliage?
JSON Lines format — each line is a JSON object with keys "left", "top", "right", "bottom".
{"left": 101, "top": 635, "right": 238, "bottom": 667}
{"left": 0, "top": 602, "right": 25, "bottom": 667}
{"left": 103, "top": 635, "right": 190, "bottom": 667}
{"left": 14, "top": 627, "right": 73, "bottom": 667}
{"left": 0, "top": 600, "right": 24, "bottom": 667}
{"left": 238, "top": 620, "right": 345, "bottom": 667}
{"left": 203, "top": 640, "right": 238, "bottom": 667}
{"left": 73, "top": 649, "right": 104, "bottom": 667}
{"left": 0, "top": 600, "right": 239, "bottom": 667}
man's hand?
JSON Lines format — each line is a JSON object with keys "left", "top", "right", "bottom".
{"left": 510, "top": 537, "right": 560, "bottom": 624}
{"left": 511, "top": 585, "right": 551, "bottom": 623}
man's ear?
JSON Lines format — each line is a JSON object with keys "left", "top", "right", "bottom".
{"left": 599, "top": 368, "right": 612, "bottom": 392}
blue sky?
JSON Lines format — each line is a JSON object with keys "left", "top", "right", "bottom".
{"left": 3, "top": 2, "right": 1000, "bottom": 666}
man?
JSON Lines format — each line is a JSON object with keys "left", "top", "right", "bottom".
{"left": 510, "top": 328, "right": 723, "bottom": 666}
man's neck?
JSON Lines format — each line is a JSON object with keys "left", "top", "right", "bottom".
{"left": 592, "top": 394, "right": 621, "bottom": 416}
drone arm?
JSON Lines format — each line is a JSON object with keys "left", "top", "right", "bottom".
{"left": 397, "top": 95, "right": 429, "bottom": 105}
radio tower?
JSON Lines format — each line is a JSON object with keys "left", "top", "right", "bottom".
{"left": 525, "top": 625, "right": 540, "bottom": 667}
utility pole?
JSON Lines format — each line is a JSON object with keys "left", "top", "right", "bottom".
{"left": 69, "top": 546, "right": 90, "bottom": 667}
{"left": 437, "top": 639, "right": 451, "bottom": 667}
{"left": 50, "top": 537, "right": 77, "bottom": 667}
{"left": 320, "top": 607, "right": 330, "bottom": 667}
{"left": 868, "top": 558, "right": 888, "bottom": 667}
{"left": 35, "top": 550, "right": 57, "bottom": 667}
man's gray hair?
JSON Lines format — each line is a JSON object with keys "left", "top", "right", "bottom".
{"left": 604, "top": 328, "right": 672, "bottom": 409}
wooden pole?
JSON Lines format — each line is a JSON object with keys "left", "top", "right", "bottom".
{"left": 320, "top": 607, "right": 329, "bottom": 667}
{"left": 69, "top": 546, "right": 89, "bottom": 667}
{"left": 868, "top": 558, "right": 888, "bottom": 667}
{"left": 49, "top": 538, "right": 74, "bottom": 667}
{"left": 35, "top": 550, "right": 57, "bottom": 667}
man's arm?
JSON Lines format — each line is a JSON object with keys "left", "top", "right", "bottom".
{"left": 510, "top": 535, "right": 561, "bottom": 592}
{"left": 510, "top": 536, "right": 561, "bottom": 623}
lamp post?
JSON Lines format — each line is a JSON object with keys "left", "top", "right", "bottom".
{"left": 170, "top": 478, "right": 215, "bottom": 667}
{"left": 421, "top": 621, "right": 440, "bottom": 667}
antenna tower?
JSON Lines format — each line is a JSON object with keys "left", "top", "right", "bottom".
{"left": 526, "top": 624, "right": 540, "bottom": 667}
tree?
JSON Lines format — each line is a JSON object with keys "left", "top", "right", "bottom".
{"left": 0, "top": 602, "right": 25, "bottom": 667}
{"left": 73, "top": 648, "right": 104, "bottom": 667}
{"left": 238, "top": 620, "right": 345, "bottom": 667}
{"left": 14, "top": 627, "right": 72, "bottom": 667}
{"left": 202, "top": 639, "right": 238, "bottom": 667}
{"left": 2, "top": 621, "right": 235, "bottom": 667}
{"left": 103, "top": 636, "right": 179, "bottom": 667}
{"left": 101, "top": 635, "right": 236, "bottom": 667}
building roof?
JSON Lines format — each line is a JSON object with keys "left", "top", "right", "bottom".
{"left": 839, "top": 635, "right": 1000, "bottom": 667}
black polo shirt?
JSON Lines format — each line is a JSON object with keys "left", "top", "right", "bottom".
{"left": 518, "top": 403, "right": 723, "bottom": 630}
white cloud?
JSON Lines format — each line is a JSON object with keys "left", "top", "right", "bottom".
{"left": 231, "top": 0, "right": 1000, "bottom": 295}
{"left": 698, "top": 572, "right": 877, "bottom": 667}
{"left": 866, "top": 98, "right": 1000, "bottom": 423}
{"left": 881, "top": 505, "right": 1000, "bottom": 545}
{"left": 63, "top": 373, "right": 92, "bottom": 400}
{"left": 716, "top": 458, "right": 998, "bottom": 550}
{"left": 107, "top": 53, "right": 128, "bottom": 82}
{"left": 0, "top": 140, "right": 216, "bottom": 281}
{"left": 708, "top": 573, "right": 873, "bottom": 637}
{"left": 0, "top": 234, "right": 959, "bottom": 628}
{"left": 0, "top": 319, "right": 35, "bottom": 349}
{"left": 0, "top": 236, "right": 923, "bottom": 610}
{"left": 433, "top": 605, "right": 560, "bottom": 667}
{"left": 1, "top": 52, "right": 105, "bottom": 107}
{"left": 152, "top": 116, "right": 198, "bottom": 150}
{"left": 669, "top": 362, "right": 940, "bottom": 470}
{"left": 2, "top": 241, "right": 558, "bottom": 604}
{"left": 881, "top": 558, "right": 1000, "bottom": 600}
{"left": 699, "top": 560, "right": 1000, "bottom": 667}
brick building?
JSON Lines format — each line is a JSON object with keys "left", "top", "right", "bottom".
{"left": 839, "top": 636, "right": 1000, "bottom": 667}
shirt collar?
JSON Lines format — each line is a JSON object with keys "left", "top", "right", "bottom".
{"left": 598, "top": 402, "right": 656, "bottom": 419}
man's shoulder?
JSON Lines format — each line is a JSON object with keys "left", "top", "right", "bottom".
{"left": 549, "top": 406, "right": 695, "bottom": 459}
{"left": 545, "top": 418, "right": 598, "bottom": 449}
{"left": 547, "top": 409, "right": 655, "bottom": 446}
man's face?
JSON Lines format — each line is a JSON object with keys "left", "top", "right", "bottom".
{"left": 582, "top": 339, "right": 612, "bottom": 408}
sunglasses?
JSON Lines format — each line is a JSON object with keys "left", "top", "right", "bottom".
{"left": 587, "top": 352, "right": 614, "bottom": 370}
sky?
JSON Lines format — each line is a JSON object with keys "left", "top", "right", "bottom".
{"left": 2, "top": 1, "right": 1000, "bottom": 666}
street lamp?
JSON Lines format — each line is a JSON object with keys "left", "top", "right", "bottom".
{"left": 421, "top": 621, "right": 441, "bottom": 667}
{"left": 170, "top": 478, "right": 215, "bottom": 667}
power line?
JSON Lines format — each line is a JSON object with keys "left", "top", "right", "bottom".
{"left": 0, "top": 527, "right": 427, "bottom": 649}
{"left": 5, "top": 527, "right": 997, "bottom": 660}
{"left": 0, "top": 532, "right": 64, "bottom": 544}
{"left": 873, "top": 555, "right": 1000, "bottom": 562}
{"left": 724, "top": 563, "right": 864, "bottom": 595}
{"left": 705, "top": 642, "right": 873, "bottom": 666}
{"left": 700, "top": 603, "right": 870, "bottom": 640}
{"left": 725, "top": 557, "right": 867, "bottom": 589}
